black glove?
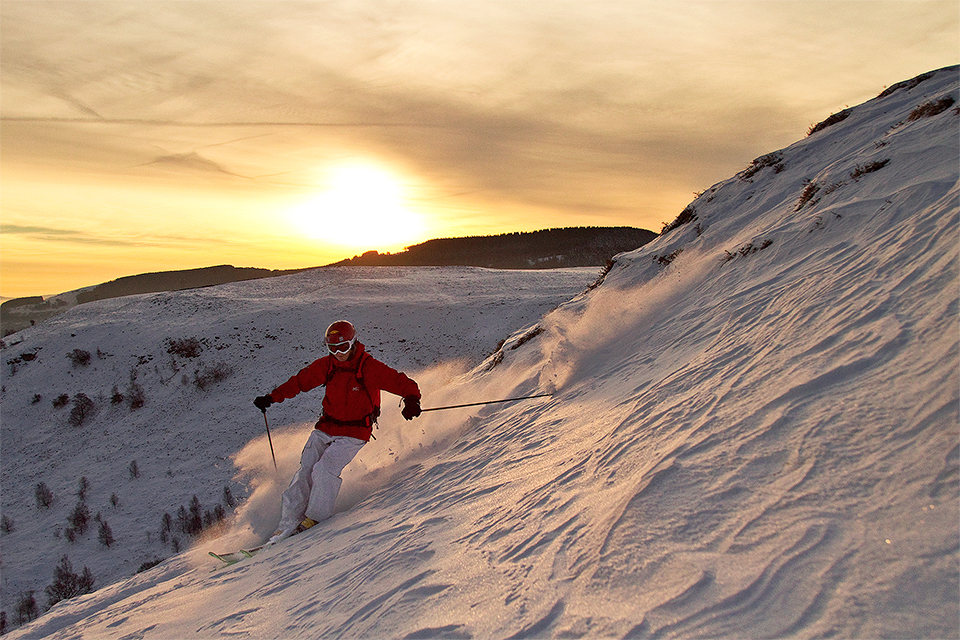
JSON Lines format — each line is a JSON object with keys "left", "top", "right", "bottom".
{"left": 401, "top": 396, "right": 421, "bottom": 421}
{"left": 254, "top": 395, "right": 273, "bottom": 411}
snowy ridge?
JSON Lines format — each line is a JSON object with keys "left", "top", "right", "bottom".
{"left": 4, "top": 66, "right": 959, "bottom": 638}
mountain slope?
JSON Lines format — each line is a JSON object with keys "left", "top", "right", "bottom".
{"left": 5, "top": 66, "right": 958, "bottom": 639}
{"left": 0, "top": 265, "right": 599, "bottom": 625}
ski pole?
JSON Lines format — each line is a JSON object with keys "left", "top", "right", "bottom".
{"left": 261, "top": 409, "right": 277, "bottom": 470}
{"left": 421, "top": 393, "right": 553, "bottom": 413}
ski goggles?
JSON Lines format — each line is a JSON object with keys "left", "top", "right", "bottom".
{"left": 327, "top": 339, "right": 355, "bottom": 354}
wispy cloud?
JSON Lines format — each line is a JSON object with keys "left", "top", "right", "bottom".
{"left": 1, "top": 0, "right": 956, "bottom": 296}
{"left": 0, "top": 224, "right": 232, "bottom": 249}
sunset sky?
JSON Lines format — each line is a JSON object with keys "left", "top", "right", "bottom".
{"left": 1, "top": 1, "right": 957, "bottom": 299}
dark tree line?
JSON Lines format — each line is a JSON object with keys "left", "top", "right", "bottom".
{"left": 333, "top": 227, "right": 657, "bottom": 269}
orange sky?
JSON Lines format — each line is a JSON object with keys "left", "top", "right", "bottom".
{"left": 2, "top": 0, "right": 957, "bottom": 298}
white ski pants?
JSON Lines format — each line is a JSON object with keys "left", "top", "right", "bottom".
{"left": 277, "top": 429, "right": 365, "bottom": 533}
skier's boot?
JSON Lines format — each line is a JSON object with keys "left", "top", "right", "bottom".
{"left": 265, "top": 528, "right": 293, "bottom": 546}
{"left": 265, "top": 517, "right": 318, "bottom": 547}
{"left": 294, "top": 517, "right": 318, "bottom": 535}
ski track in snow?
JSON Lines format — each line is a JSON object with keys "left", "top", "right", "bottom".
{"left": 3, "top": 66, "right": 958, "bottom": 639}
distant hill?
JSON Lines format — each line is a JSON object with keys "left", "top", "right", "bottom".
{"left": 329, "top": 227, "right": 657, "bottom": 269}
{"left": 73, "top": 264, "right": 300, "bottom": 305}
{"left": 1, "top": 265, "right": 300, "bottom": 336}
{"left": 1, "top": 227, "right": 655, "bottom": 336}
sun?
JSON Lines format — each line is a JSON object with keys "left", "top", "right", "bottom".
{"left": 287, "top": 163, "right": 426, "bottom": 249}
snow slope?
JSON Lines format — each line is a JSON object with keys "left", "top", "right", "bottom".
{"left": 4, "top": 66, "right": 958, "bottom": 638}
{"left": 1, "top": 266, "right": 599, "bottom": 623}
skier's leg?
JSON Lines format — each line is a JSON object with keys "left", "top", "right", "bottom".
{"left": 276, "top": 430, "right": 330, "bottom": 534}
{"left": 304, "top": 436, "right": 365, "bottom": 523}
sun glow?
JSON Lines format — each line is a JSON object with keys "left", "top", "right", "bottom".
{"left": 287, "top": 163, "right": 426, "bottom": 249}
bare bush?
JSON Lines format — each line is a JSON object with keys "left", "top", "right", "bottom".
{"left": 654, "top": 248, "right": 683, "bottom": 267}
{"left": 849, "top": 159, "right": 891, "bottom": 181}
{"left": 127, "top": 370, "right": 146, "bottom": 411}
{"left": 68, "top": 394, "right": 96, "bottom": 427}
{"left": 661, "top": 205, "right": 696, "bottom": 235}
{"left": 587, "top": 259, "right": 616, "bottom": 291}
{"left": 907, "top": 96, "right": 956, "bottom": 121}
{"left": 511, "top": 326, "right": 545, "bottom": 350}
{"left": 165, "top": 337, "right": 202, "bottom": 358}
{"left": 796, "top": 180, "right": 821, "bottom": 210}
{"left": 808, "top": 108, "right": 852, "bottom": 135}
{"left": 66, "top": 349, "right": 92, "bottom": 367}
{"left": 193, "top": 362, "right": 233, "bottom": 390}
{"left": 739, "top": 152, "right": 785, "bottom": 181}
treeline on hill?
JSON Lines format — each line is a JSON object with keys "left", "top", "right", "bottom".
{"left": 331, "top": 227, "right": 657, "bottom": 269}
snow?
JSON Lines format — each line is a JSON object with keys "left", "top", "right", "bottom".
{"left": 3, "top": 66, "right": 958, "bottom": 638}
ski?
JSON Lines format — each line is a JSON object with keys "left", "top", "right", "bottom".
{"left": 210, "top": 519, "right": 316, "bottom": 565}
{"left": 208, "top": 550, "right": 246, "bottom": 565}
{"left": 209, "top": 545, "right": 264, "bottom": 565}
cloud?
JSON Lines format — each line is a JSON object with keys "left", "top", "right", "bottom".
{"left": 130, "top": 151, "right": 252, "bottom": 179}
{"left": 0, "top": 223, "right": 232, "bottom": 249}
{"left": 1, "top": 0, "right": 957, "bottom": 296}
{"left": 0, "top": 224, "right": 141, "bottom": 247}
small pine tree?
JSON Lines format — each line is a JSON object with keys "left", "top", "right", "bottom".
{"left": 176, "top": 505, "right": 189, "bottom": 535}
{"left": 67, "top": 500, "right": 90, "bottom": 536}
{"left": 222, "top": 486, "right": 236, "bottom": 509}
{"left": 127, "top": 382, "right": 145, "bottom": 411}
{"left": 127, "top": 368, "right": 145, "bottom": 411}
{"left": 98, "top": 520, "right": 114, "bottom": 547}
{"left": 1, "top": 514, "right": 14, "bottom": 533}
{"left": 76, "top": 476, "right": 89, "bottom": 501}
{"left": 35, "top": 482, "right": 53, "bottom": 509}
{"left": 188, "top": 496, "right": 203, "bottom": 536}
{"left": 128, "top": 460, "right": 140, "bottom": 479}
{"left": 15, "top": 591, "right": 38, "bottom": 625}
{"left": 45, "top": 556, "right": 95, "bottom": 608}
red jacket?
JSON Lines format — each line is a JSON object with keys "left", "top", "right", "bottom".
{"left": 268, "top": 342, "right": 420, "bottom": 441}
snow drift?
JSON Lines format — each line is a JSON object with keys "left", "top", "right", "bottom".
{"left": 3, "top": 66, "right": 958, "bottom": 639}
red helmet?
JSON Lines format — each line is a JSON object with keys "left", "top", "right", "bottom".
{"left": 325, "top": 320, "right": 357, "bottom": 354}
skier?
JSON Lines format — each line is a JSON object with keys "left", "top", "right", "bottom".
{"left": 253, "top": 320, "right": 421, "bottom": 545}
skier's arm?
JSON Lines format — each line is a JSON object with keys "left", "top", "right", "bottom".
{"left": 255, "top": 358, "right": 330, "bottom": 408}
{"left": 367, "top": 359, "right": 420, "bottom": 401}
{"left": 366, "top": 359, "right": 421, "bottom": 419}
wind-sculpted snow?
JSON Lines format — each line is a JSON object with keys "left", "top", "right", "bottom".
{"left": 4, "top": 66, "right": 958, "bottom": 639}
